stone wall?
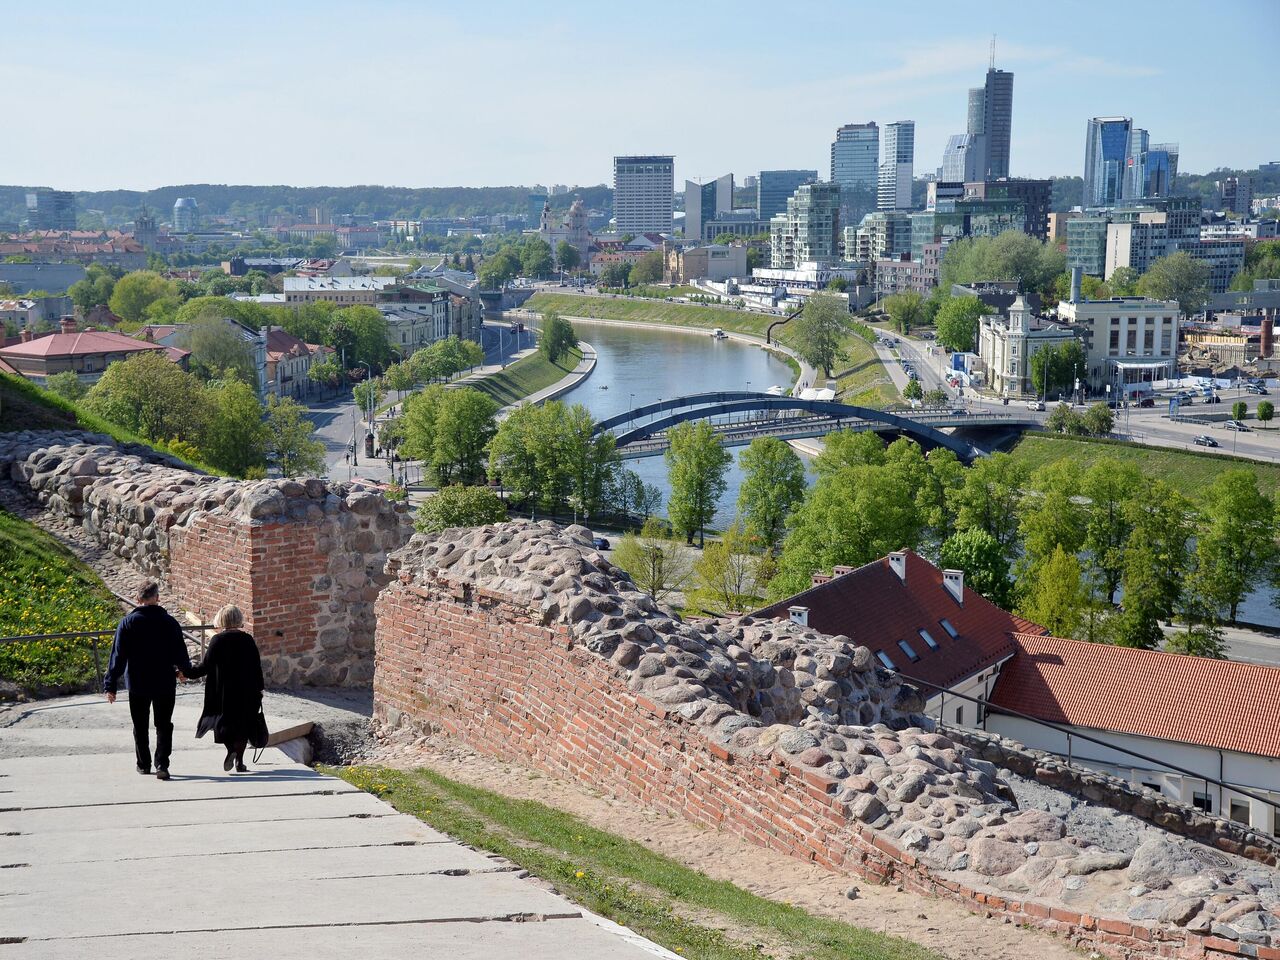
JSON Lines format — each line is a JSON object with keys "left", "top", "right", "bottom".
{"left": 375, "top": 520, "right": 1280, "bottom": 960}
{"left": 0, "top": 431, "right": 413, "bottom": 686}
{"left": 946, "top": 726, "right": 1280, "bottom": 867}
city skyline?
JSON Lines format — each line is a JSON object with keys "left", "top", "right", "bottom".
{"left": 3, "top": 0, "right": 1276, "bottom": 193}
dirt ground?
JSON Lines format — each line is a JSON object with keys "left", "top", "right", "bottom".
{"left": 372, "top": 733, "right": 1090, "bottom": 960}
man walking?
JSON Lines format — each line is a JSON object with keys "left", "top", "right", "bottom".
{"left": 104, "top": 582, "right": 193, "bottom": 781}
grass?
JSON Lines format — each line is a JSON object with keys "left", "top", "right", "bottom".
{"left": 332, "top": 765, "right": 942, "bottom": 960}
{"left": 833, "top": 337, "right": 900, "bottom": 408}
{"left": 0, "top": 372, "right": 220, "bottom": 473}
{"left": 0, "top": 507, "right": 121, "bottom": 694}
{"left": 599, "top": 284, "right": 705, "bottom": 300}
{"left": 1008, "top": 432, "right": 1280, "bottom": 489}
{"left": 468, "top": 346, "right": 584, "bottom": 406}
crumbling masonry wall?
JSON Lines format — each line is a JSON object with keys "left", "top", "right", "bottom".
{"left": 376, "top": 520, "right": 1280, "bottom": 960}
{"left": 1, "top": 431, "right": 413, "bottom": 685}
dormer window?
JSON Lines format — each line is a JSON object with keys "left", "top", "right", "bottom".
{"left": 918, "top": 628, "right": 939, "bottom": 650}
{"left": 876, "top": 650, "right": 896, "bottom": 670}
{"left": 896, "top": 639, "right": 920, "bottom": 662}
{"left": 939, "top": 618, "right": 959, "bottom": 640}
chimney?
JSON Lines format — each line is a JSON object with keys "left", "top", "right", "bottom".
{"left": 943, "top": 569, "right": 965, "bottom": 605}
{"left": 832, "top": 565, "right": 854, "bottom": 577}
{"left": 59, "top": 317, "right": 77, "bottom": 335}
{"left": 1069, "top": 265, "right": 1083, "bottom": 304}
{"left": 888, "top": 551, "right": 907, "bottom": 583}
{"left": 19, "top": 328, "right": 33, "bottom": 343}
{"left": 788, "top": 606, "right": 809, "bottom": 627}
{"left": 1262, "top": 316, "right": 1274, "bottom": 359}
{"left": 811, "top": 573, "right": 831, "bottom": 587}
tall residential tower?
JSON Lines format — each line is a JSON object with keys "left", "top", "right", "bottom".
{"left": 877, "top": 121, "right": 915, "bottom": 211}
{"left": 830, "top": 122, "right": 878, "bottom": 228}
{"left": 613, "top": 156, "right": 674, "bottom": 234}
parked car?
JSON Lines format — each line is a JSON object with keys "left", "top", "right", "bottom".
{"left": 1206, "top": 394, "right": 1222, "bottom": 404}
{"left": 592, "top": 537, "right": 611, "bottom": 550}
{"left": 1224, "top": 420, "right": 1252, "bottom": 432}
{"left": 1194, "top": 435, "right": 1219, "bottom": 447}
{"left": 1026, "top": 398, "right": 1045, "bottom": 411}
{"left": 1138, "top": 397, "right": 1155, "bottom": 408}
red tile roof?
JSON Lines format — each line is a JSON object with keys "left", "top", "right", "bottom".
{"left": 753, "top": 550, "right": 1043, "bottom": 689}
{"left": 993, "top": 633, "right": 1280, "bottom": 760}
{"left": 0, "top": 329, "right": 168, "bottom": 359}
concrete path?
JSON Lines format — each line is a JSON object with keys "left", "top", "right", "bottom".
{"left": 0, "top": 690, "right": 675, "bottom": 959}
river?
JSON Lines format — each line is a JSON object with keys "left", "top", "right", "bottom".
{"left": 556, "top": 319, "right": 795, "bottom": 529}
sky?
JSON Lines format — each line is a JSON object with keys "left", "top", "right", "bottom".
{"left": 5, "top": 0, "right": 1278, "bottom": 192}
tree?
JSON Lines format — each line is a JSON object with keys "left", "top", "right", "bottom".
{"left": 107, "top": 271, "right": 178, "bottom": 323}
{"left": 1029, "top": 340, "right": 1086, "bottom": 398}
{"left": 334, "top": 305, "right": 393, "bottom": 368}
{"left": 1082, "top": 459, "right": 1142, "bottom": 602}
{"left": 45, "top": 371, "right": 87, "bottom": 402}
{"left": 263, "top": 395, "right": 326, "bottom": 477}
{"left": 477, "top": 249, "right": 520, "bottom": 290}
{"left": 903, "top": 377, "right": 923, "bottom": 401}
{"left": 790, "top": 292, "right": 851, "bottom": 379}
{"left": 665, "top": 420, "right": 731, "bottom": 546}
{"left": 1044, "top": 404, "right": 1087, "bottom": 435}
{"left": 1109, "top": 266, "right": 1140, "bottom": 297}
{"left": 83, "top": 351, "right": 208, "bottom": 444}
{"left": 938, "top": 528, "right": 1014, "bottom": 609}
{"left": 202, "top": 380, "right": 267, "bottom": 477}
{"left": 352, "top": 379, "right": 385, "bottom": 420}
{"left": 520, "top": 238, "right": 554, "bottom": 278}
{"left": 628, "top": 251, "right": 663, "bottom": 286}
{"left": 1258, "top": 400, "right": 1275, "bottom": 428}
{"left": 1137, "top": 251, "right": 1210, "bottom": 321}
{"left": 883, "top": 291, "right": 924, "bottom": 334}
{"left": 1192, "top": 469, "right": 1278, "bottom": 622}
{"left": 555, "top": 241, "right": 581, "bottom": 273}
{"left": 813, "top": 430, "right": 884, "bottom": 475}
{"left": 606, "top": 469, "right": 663, "bottom": 520}
{"left": 1017, "top": 459, "right": 1086, "bottom": 576}
{"left": 690, "top": 524, "right": 763, "bottom": 615}
{"left": 430, "top": 388, "right": 499, "bottom": 485}
{"left": 1114, "top": 482, "right": 1193, "bottom": 648}
{"left": 1017, "top": 545, "right": 1087, "bottom": 637}
{"left": 1082, "top": 401, "right": 1114, "bottom": 436}
{"left": 596, "top": 261, "right": 631, "bottom": 288}
{"left": 1232, "top": 400, "right": 1248, "bottom": 423}
{"left": 414, "top": 485, "right": 507, "bottom": 533}
{"left": 183, "top": 310, "right": 258, "bottom": 385}
{"left": 737, "top": 437, "right": 807, "bottom": 549}
{"left": 934, "top": 296, "right": 990, "bottom": 353}
{"left": 938, "top": 232, "right": 1066, "bottom": 300}
{"left": 540, "top": 313, "right": 579, "bottom": 364}
{"left": 948, "top": 453, "right": 1028, "bottom": 557}
{"left": 612, "top": 517, "right": 694, "bottom": 604}
{"left": 384, "top": 362, "right": 415, "bottom": 402}
{"left": 922, "top": 388, "right": 948, "bottom": 408}
{"left": 826, "top": 276, "right": 848, "bottom": 292}
{"left": 400, "top": 385, "right": 445, "bottom": 462}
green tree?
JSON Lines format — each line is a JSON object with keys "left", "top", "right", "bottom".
{"left": 736, "top": 437, "right": 807, "bottom": 549}
{"left": 1114, "top": 482, "right": 1193, "bottom": 648}
{"left": 352, "top": 378, "right": 385, "bottom": 419}
{"left": 933, "top": 295, "right": 990, "bottom": 352}
{"left": 107, "top": 271, "right": 179, "bottom": 323}
{"left": 1192, "top": 469, "right": 1278, "bottom": 622}
{"left": 922, "top": 387, "right": 949, "bottom": 408}
{"left": 1082, "top": 401, "right": 1114, "bottom": 436}
{"left": 1108, "top": 266, "right": 1140, "bottom": 297}
{"left": 1029, "top": 341, "right": 1086, "bottom": 398}
{"left": 183, "top": 309, "right": 258, "bottom": 385}
{"left": 665, "top": 420, "right": 731, "bottom": 546}
{"left": 1044, "top": 404, "right": 1087, "bottom": 435}
{"left": 430, "top": 388, "right": 499, "bottom": 485}
{"left": 1017, "top": 459, "right": 1086, "bottom": 576}
{"left": 202, "top": 380, "right": 267, "bottom": 477}
{"left": 477, "top": 249, "right": 520, "bottom": 289}
{"left": 1137, "top": 251, "right": 1210, "bottom": 321}
{"left": 1017, "top": 545, "right": 1087, "bottom": 637}
{"left": 612, "top": 517, "right": 694, "bottom": 604}
{"left": 400, "top": 385, "right": 445, "bottom": 462}
{"left": 813, "top": 430, "right": 884, "bottom": 475}
{"left": 938, "top": 528, "right": 1014, "bottom": 609}
{"left": 826, "top": 276, "right": 848, "bottom": 292}
{"left": 540, "top": 313, "right": 579, "bottom": 364}
{"left": 1258, "top": 400, "right": 1275, "bottom": 428}
{"left": 334, "top": 305, "right": 392, "bottom": 368}
{"left": 83, "top": 351, "right": 207, "bottom": 444}
{"left": 938, "top": 232, "right": 1065, "bottom": 300}
{"left": 1232, "top": 399, "right": 1248, "bottom": 422}
{"left": 45, "top": 371, "right": 87, "bottom": 402}
{"left": 384, "top": 361, "right": 415, "bottom": 401}
{"left": 883, "top": 291, "right": 923, "bottom": 334}
{"left": 628, "top": 251, "right": 664, "bottom": 286}
{"left": 520, "top": 238, "right": 554, "bottom": 278}
{"left": 555, "top": 241, "right": 581, "bottom": 273}
{"left": 690, "top": 524, "right": 763, "bottom": 615}
{"left": 790, "top": 292, "right": 851, "bottom": 379}
{"left": 1082, "top": 459, "right": 1142, "bottom": 601}
{"left": 903, "top": 377, "right": 923, "bottom": 401}
{"left": 948, "top": 452, "right": 1028, "bottom": 557}
{"left": 263, "top": 395, "right": 326, "bottom": 477}
{"left": 414, "top": 485, "right": 508, "bottom": 533}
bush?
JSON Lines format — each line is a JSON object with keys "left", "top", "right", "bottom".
{"left": 414, "top": 485, "right": 508, "bottom": 533}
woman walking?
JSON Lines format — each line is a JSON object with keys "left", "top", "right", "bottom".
{"left": 186, "top": 605, "right": 266, "bottom": 773}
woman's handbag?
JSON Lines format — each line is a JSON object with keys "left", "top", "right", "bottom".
{"left": 249, "top": 708, "right": 270, "bottom": 750}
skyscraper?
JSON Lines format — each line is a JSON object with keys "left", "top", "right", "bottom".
{"left": 757, "top": 169, "right": 817, "bottom": 222}
{"left": 976, "top": 68, "right": 1014, "bottom": 179}
{"left": 940, "top": 134, "right": 983, "bottom": 183}
{"left": 684, "top": 174, "right": 733, "bottom": 242}
{"left": 25, "top": 190, "right": 76, "bottom": 230}
{"left": 830, "top": 122, "right": 878, "bottom": 227}
{"left": 613, "top": 156, "right": 675, "bottom": 234}
{"left": 1083, "top": 117, "right": 1133, "bottom": 207}
{"left": 877, "top": 121, "right": 915, "bottom": 211}
{"left": 172, "top": 197, "right": 200, "bottom": 233}
{"left": 769, "top": 182, "right": 841, "bottom": 268}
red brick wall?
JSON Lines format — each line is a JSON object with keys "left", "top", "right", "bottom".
{"left": 374, "top": 577, "right": 1267, "bottom": 960}
{"left": 169, "top": 513, "right": 254, "bottom": 632}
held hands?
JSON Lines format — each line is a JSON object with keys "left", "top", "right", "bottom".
{"left": 106, "top": 691, "right": 116, "bottom": 703}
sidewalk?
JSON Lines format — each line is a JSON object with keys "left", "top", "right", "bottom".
{"left": 0, "top": 690, "right": 675, "bottom": 959}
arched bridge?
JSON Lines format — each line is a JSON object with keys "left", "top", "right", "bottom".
{"left": 593, "top": 392, "right": 1039, "bottom": 460}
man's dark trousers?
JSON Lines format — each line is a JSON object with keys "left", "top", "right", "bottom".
{"left": 128, "top": 686, "right": 176, "bottom": 772}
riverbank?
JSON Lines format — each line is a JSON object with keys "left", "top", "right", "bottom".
{"left": 494, "top": 342, "right": 597, "bottom": 412}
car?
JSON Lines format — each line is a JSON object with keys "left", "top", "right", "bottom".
{"left": 1026, "top": 399, "right": 1045, "bottom": 411}
{"left": 1224, "top": 420, "right": 1252, "bottom": 432}
{"left": 1206, "top": 394, "right": 1222, "bottom": 404}
{"left": 1194, "top": 435, "right": 1219, "bottom": 447}
{"left": 1138, "top": 397, "right": 1155, "bottom": 408}
{"left": 592, "top": 537, "right": 611, "bottom": 550}
{"left": 1253, "top": 386, "right": 1270, "bottom": 396}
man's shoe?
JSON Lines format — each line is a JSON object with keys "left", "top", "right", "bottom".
{"left": 223, "top": 750, "right": 235, "bottom": 772}
{"left": 136, "top": 765, "right": 151, "bottom": 775}
{"left": 155, "top": 768, "right": 170, "bottom": 781}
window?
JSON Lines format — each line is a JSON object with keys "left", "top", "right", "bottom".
{"left": 875, "top": 650, "right": 896, "bottom": 669}
{"left": 918, "top": 628, "right": 939, "bottom": 650}
{"left": 896, "top": 639, "right": 920, "bottom": 662}
{"left": 1126, "top": 329, "right": 1137, "bottom": 351}
{"left": 1109, "top": 330, "right": 1120, "bottom": 351}
{"left": 1192, "top": 791, "right": 1213, "bottom": 813}
{"left": 954, "top": 705, "right": 964, "bottom": 725}
{"left": 1230, "top": 800, "right": 1250, "bottom": 824}
{"left": 939, "top": 619, "right": 958, "bottom": 640}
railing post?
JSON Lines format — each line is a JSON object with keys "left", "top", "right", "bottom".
{"left": 90, "top": 636, "right": 104, "bottom": 690}
{"left": 1067, "top": 731, "right": 1073, "bottom": 768}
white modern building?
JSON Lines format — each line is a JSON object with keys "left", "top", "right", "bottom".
{"left": 613, "top": 156, "right": 674, "bottom": 234}
{"left": 1056, "top": 293, "right": 1181, "bottom": 394}
{"left": 769, "top": 182, "right": 841, "bottom": 268}
{"left": 877, "top": 121, "right": 915, "bottom": 211}
{"left": 684, "top": 174, "right": 733, "bottom": 244}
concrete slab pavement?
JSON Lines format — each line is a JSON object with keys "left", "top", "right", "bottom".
{"left": 0, "top": 691, "right": 676, "bottom": 959}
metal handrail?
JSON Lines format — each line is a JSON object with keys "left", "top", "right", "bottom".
{"left": 1, "top": 624, "right": 217, "bottom": 691}
{"left": 901, "top": 671, "right": 1280, "bottom": 820}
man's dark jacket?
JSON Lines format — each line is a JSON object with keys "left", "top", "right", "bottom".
{"left": 103, "top": 605, "right": 193, "bottom": 695}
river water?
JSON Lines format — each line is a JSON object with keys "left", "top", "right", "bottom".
{"left": 556, "top": 320, "right": 794, "bottom": 529}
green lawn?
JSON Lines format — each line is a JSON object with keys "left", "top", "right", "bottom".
{"left": 468, "top": 346, "right": 583, "bottom": 406}
{"left": 599, "top": 284, "right": 706, "bottom": 300}
{"left": 834, "top": 336, "right": 900, "bottom": 408}
{"left": 0, "top": 508, "right": 122, "bottom": 695}
{"left": 334, "top": 765, "right": 941, "bottom": 960}
{"left": 1008, "top": 433, "right": 1280, "bottom": 490}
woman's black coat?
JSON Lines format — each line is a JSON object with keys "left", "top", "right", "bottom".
{"left": 186, "top": 629, "right": 265, "bottom": 745}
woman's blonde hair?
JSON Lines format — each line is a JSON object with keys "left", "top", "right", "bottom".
{"left": 213, "top": 604, "right": 244, "bottom": 631}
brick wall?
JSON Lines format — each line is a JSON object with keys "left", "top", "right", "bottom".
{"left": 374, "top": 573, "right": 1274, "bottom": 960}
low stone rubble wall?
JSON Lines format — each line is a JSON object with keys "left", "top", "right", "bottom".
{"left": 0, "top": 431, "right": 413, "bottom": 685}
{"left": 375, "top": 520, "right": 1280, "bottom": 960}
